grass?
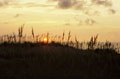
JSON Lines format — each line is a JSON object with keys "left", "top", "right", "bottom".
{"left": 0, "top": 42, "right": 120, "bottom": 79}
{"left": 0, "top": 26, "right": 120, "bottom": 79}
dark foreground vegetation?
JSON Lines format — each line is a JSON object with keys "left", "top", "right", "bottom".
{"left": 0, "top": 26, "right": 120, "bottom": 79}
{"left": 0, "top": 42, "right": 120, "bottom": 79}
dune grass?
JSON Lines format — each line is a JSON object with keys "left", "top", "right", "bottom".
{"left": 0, "top": 26, "right": 120, "bottom": 79}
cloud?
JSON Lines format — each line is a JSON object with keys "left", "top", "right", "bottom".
{"left": 109, "top": 9, "right": 116, "bottom": 14}
{"left": 47, "top": 0, "right": 116, "bottom": 15}
{"left": 57, "top": 0, "right": 76, "bottom": 9}
{"left": 54, "top": 0, "right": 86, "bottom": 10}
{"left": 0, "top": 0, "right": 116, "bottom": 16}
{"left": 49, "top": 0, "right": 110, "bottom": 8}
{"left": 24, "top": 2, "right": 54, "bottom": 8}
{"left": 0, "top": 0, "right": 54, "bottom": 8}
{"left": 48, "top": 0, "right": 84, "bottom": 9}
{"left": 14, "top": 13, "right": 21, "bottom": 18}
{"left": 47, "top": 0, "right": 116, "bottom": 25}
{"left": 91, "top": 0, "right": 112, "bottom": 7}
{"left": 85, "top": 18, "right": 96, "bottom": 25}
{"left": 0, "top": 0, "right": 15, "bottom": 7}
{"left": 0, "top": 0, "right": 8, "bottom": 7}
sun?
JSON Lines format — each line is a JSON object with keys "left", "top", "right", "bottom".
{"left": 43, "top": 37, "right": 48, "bottom": 43}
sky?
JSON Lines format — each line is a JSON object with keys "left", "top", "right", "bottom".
{"left": 0, "top": 0, "right": 120, "bottom": 42}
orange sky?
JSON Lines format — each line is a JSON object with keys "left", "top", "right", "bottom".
{"left": 0, "top": 0, "right": 120, "bottom": 42}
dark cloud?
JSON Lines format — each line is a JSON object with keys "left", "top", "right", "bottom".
{"left": 48, "top": 0, "right": 116, "bottom": 15}
{"left": 57, "top": 0, "right": 76, "bottom": 9}
{"left": 0, "top": 0, "right": 14, "bottom": 7}
{"left": 1, "top": 0, "right": 116, "bottom": 16}
{"left": 48, "top": 0, "right": 113, "bottom": 9}
{"left": 56, "top": 0, "right": 87, "bottom": 10}
{"left": 109, "top": 9, "right": 116, "bottom": 14}
{"left": 0, "top": 0, "right": 8, "bottom": 7}
{"left": 91, "top": 0, "right": 112, "bottom": 7}
{"left": 48, "top": 0, "right": 85, "bottom": 10}
{"left": 48, "top": 0, "right": 116, "bottom": 25}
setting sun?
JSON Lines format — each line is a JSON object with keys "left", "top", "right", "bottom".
{"left": 43, "top": 37, "right": 48, "bottom": 43}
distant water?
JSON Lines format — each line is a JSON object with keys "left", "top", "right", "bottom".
{"left": 112, "top": 42, "right": 120, "bottom": 53}
{"left": 70, "top": 42, "right": 120, "bottom": 53}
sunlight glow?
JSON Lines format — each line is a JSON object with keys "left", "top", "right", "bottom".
{"left": 43, "top": 37, "right": 48, "bottom": 43}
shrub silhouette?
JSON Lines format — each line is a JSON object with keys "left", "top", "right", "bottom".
{"left": 87, "top": 34, "right": 98, "bottom": 50}
{"left": 0, "top": 26, "right": 119, "bottom": 54}
{"left": 0, "top": 25, "right": 120, "bottom": 79}
{"left": 18, "top": 24, "right": 24, "bottom": 43}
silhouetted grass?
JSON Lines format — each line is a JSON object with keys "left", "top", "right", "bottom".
{"left": 0, "top": 26, "right": 120, "bottom": 79}
{"left": 0, "top": 42, "right": 120, "bottom": 79}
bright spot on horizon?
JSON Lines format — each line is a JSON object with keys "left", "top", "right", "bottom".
{"left": 43, "top": 37, "right": 48, "bottom": 43}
